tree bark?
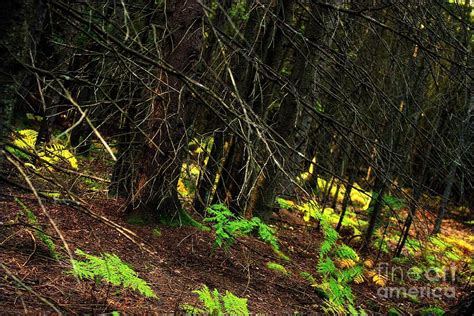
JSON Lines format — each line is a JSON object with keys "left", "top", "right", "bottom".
{"left": 125, "top": 0, "right": 204, "bottom": 220}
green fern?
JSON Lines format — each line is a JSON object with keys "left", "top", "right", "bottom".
{"left": 315, "top": 205, "right": 365, "bottom": 315}
{"left": 71, "top": 249, "right": 156, "bottom": 298}
{"left": 192, "top": 285, "right": 222, "bottom": 315}
{"left": 339, "top": 265, "right": 364, "bottom": 283}
{"left": 6, "top": 129, "right": 78, "bottom": 170}
{"left": 317, "top": 257, "right": 337, "bottom": 275}
{"left": 420, "top": 306, "right": 444, "bottom": 316}
{"left": 276, "top": 198, "right": 365, "bottom": 314}
{"left": 15, "top": 198, "right": 59, "bottom": 260}
{"left": 204, "top": 204, "right": 288, "bottom": 260}
{"left": 221, "top": 290, "right": 249, "bottom": 315}
{"left": 334, "top": 245, "right": 359, "bottom": 261}
{"left": 181, "top": 285, "right": 249, "bottom": 316}
{"left": 319, "top": 216, "right": 339, "bottom": 257}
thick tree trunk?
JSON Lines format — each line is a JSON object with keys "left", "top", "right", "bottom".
{"left": 125, "top": 0, "right": 204, "bottom": 220}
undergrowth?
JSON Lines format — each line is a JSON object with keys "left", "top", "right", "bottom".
{"left": 181, "top": 285, "right": 249, "bottom": 315}
{"left": 420, "top": 306, "right": 445, "bottom": 316}
{"left": 316, "top": 211, "right": 366, "bottom": 316}
{"left": 204, "top": 203, "right": 288, "bottom": 260}
{"left": 71, "top": 249, "right": 156, "bottom": 298}
{"left": 277, "top": 198, "right": 389, "bottom": 315}
{"left": 6, "top": 129, "right": 78, "bottom": 170}
{"left": 15, "top": 198, "right": 59, "bottom": 260}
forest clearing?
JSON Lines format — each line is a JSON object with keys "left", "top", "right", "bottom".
{"left": 0, "top": 0, "right": 473, "bottom": 315}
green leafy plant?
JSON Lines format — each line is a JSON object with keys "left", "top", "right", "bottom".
{"left": 71, "top": 249, "right": 156, "bottom": 298}
{"left": 181, "top": 285, "right": 249, "bottom": 315}
{"left": 382, "top": 195, "right": 406, "bottom": 210}
{"left": 420, "top": 306, "right": 444, "bottom": 316}
{"left": 228, "top": 0, "right": 249, "bottom": 22}
{"left": 204, "top": 204, "right": 288, "bottom": 260}
{"left": 297, "top": 201, "right": 365, "bottom": 315}
{"left": 6, "top": 129, "right": 78, "bottom": 169}
{"left": 15, "top": 198, "right": 59, "bottom": 260}
{"left": 83, "top": 178, "right": 103, "bottom": 191}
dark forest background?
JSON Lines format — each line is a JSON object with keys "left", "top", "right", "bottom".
{"left": 0, "top": 0, "right": 472, "bottom": 314}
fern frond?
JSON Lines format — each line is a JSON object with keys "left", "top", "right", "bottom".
{"left": 185, "top": 285, "right": 249, "bottom": 316}
{"left": 320, "top": 240, "right": 334, "bottom": 257}
{"left": 340, "top": 265, "right": 364, "bottom": 283}
{"left": 15, "top": 198, "right": 59, "bottom": 260}
{"left": 222, "top": 291, "right": 249, "bottom": 315}
{"left": 334, "top": 245, "right": 359, "bottom": 261}
{"left": 372, "top": 273, "right": 387, "bottom": 287}
{"left": 204, "top": 204, "right": 286, "bottom": 258}
{"left": 363, "top": 259, "right": 374, "bottom": 268}
{"left": 192, "top": 285, "right": 222, "bottom": 315}
{"left": 317, "top": 257, "right": 337, "bottom": 275}
{"left": 336, "top": 258, "right": 356, "bottom": 269}
{"left": 353, "top": 274, "right": 364, "bottom": 284}
{"left": 322, "top": 298, "right": 346, "bottom": 315}
{"left": 72, "top": 249, "right": 156, "bottom": 298}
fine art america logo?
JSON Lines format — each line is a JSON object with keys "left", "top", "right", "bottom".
{"left": 376, "top": 263, "right": 456, "bottom": 299}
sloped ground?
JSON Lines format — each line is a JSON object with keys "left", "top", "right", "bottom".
{"left": 0, "top": 185, "right": 324, "bottom": 314}
{"left": 0, "top": 181, "right": 472, "bottom": 314}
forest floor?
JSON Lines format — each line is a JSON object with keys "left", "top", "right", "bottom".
{"left": 1, "top": 187, "right": 472, "bottom": 315}
{"left": 0, "top": 154, "right": 473, "bottom": 314}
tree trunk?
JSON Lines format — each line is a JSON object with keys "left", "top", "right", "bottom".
{"left": 432, "top": 163, "right": 456, "bottom": 234}
{"left": 250, "top": 2, "right": 334, "bottom": 219}
{"left": 124, "top": 0, "right": 204, "bottom": 221}
{"left": 193, "top": 132, "right": 226, "bottom": 214}
{"left": 361, "top": 177, "right": 386, "bottom": 253}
